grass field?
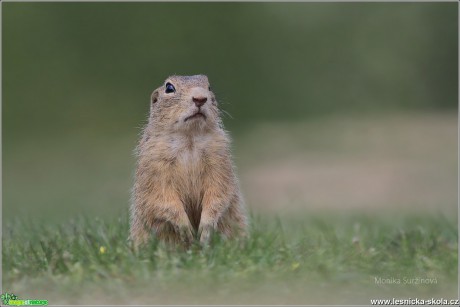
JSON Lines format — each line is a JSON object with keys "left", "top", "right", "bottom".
{"left": 2, "top": 112, "right": 458, "bottom": 304}
{"left": 2, "top": 213, "right": 458, "bottom": 305}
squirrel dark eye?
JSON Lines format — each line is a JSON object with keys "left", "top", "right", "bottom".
{"left": 165, "top": 82, "right": 176, "bottom": 93}
{"left": 208, "top": 86, "right": 211, "bottom": 91}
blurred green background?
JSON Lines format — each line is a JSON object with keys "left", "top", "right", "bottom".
{"left": 3, "top": 2, "right": 458, "bottom": 220}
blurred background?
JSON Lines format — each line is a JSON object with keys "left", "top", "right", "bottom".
{"left": 3, "top": 2, "right": 458, "bottom": 221}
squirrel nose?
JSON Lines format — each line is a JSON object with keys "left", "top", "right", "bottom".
{"left": 193, "top": 96, "right": 207, "bottom": 107}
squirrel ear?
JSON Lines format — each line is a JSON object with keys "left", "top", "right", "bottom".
{"left": 151, "top": 90, "right": 159, "bottom": 104}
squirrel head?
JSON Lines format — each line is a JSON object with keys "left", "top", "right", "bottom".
{"left": 148, "top": 75, "right": 221, "bottom": 134}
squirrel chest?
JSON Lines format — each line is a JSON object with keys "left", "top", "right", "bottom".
{"left": 168, "top": 134, "right": 215, "bottom": 230}
{"left": 169, "top": 134, "right": 213, "bottom": 205}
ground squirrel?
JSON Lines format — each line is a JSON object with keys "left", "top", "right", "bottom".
{"left": 130, "top": 75, "right": 248, "bottom": 247}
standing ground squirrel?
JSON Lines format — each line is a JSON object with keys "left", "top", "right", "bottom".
{"left": 130, "top": 75, "right": 248, "bottom": 247}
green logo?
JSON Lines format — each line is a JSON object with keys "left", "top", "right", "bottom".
{"left": 1, "top": 293, "right": 48, "bottom": 306}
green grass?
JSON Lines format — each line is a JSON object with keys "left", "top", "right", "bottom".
{"left": 2, "top": 213, "right": 458, "bottom": 304}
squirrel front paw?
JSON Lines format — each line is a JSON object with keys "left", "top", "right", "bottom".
{"left": 174, "top": 219, "right": 195, "bottom": 245}
{"left": 198, "top": 222, "right": 215, "bottom": 246}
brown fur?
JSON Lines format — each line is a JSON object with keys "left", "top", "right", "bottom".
{"left": 130, "top": 75, "right": 248, "bottom": 247}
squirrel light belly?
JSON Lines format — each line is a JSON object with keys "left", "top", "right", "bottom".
{"left": 130, "top": 75, "right": 248, "bottom": 247}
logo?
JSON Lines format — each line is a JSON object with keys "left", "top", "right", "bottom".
{"left": 1, "top": 293, "right": 48, "bottom": 306}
